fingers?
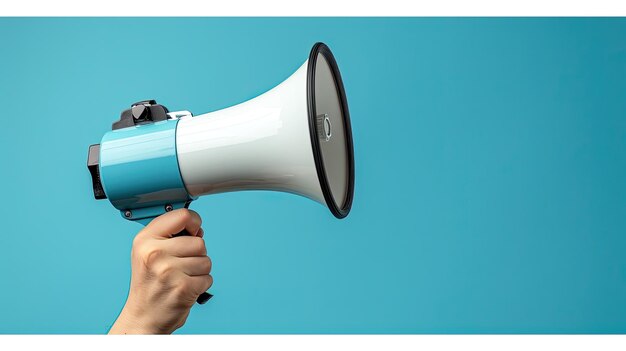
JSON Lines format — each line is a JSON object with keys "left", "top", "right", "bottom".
{"left": 142, "top": 209, "right": 202, "bottom": 239}
{"left": 172, "top": 256, "right": 212, "bottom": 276}
{"left": 162, "top": 236, "right": 207, "bottom": 257}
{"left": 186, "top": 274, "right": 214, "bottom": 296}
{"left": 127, "top": 209, "right": 213, "bottom": 316}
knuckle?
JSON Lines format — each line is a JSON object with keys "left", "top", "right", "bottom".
{"left": 204, "top": 256, "right": 212, "bottom": 273}
{"left": 193, "top": 238, "right": 207, "bottom": 255}
{"left": 142, "top": 246, "right": 165, "bottom": 268}
{"left": 172, "top": 287, "right": 189, "bottom": 306}
{"left": 176, "top": 280, "right": 195, "bottom": 298}
{"left": 190, "top": 210, "right": 201, "bottom": 226}
{"left": 132, "top": 234, "right": 144, "bottom": 247}
{"left": 156, "top": 261, "right": 174, "bottom": 276}
{"left": 131, "top": 237, "right": 149, "bottom": 258}
{"left": 177, "top": 208, "right": 192, "bottom": 222}
{"left": 156, "top": 264, "right": 175, "bottom": 282}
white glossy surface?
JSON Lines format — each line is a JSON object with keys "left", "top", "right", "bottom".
{"left": 176, "top": 60, "right": 326, "bottom": 205}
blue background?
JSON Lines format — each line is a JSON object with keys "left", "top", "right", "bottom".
{"left": 1, "top": 18, "right": 625, "bottom": 334}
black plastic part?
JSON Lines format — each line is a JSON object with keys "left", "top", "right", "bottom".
{"left": 172, "top": 228, "right": 213, "bottom": 305}
{"left": 196, "top": 292, "right": 213, "bottom": 304}
{"left": 306, "top": 42, "right": 355, "bottom": 219}
{"left": 87, "top": 144, "right": 107, "bottom": 200}
{"left": 133, "top": 99, "right": 157, "bottom": 106}
{"left": 112, "top": 100, "right": 170, "bottom": 130}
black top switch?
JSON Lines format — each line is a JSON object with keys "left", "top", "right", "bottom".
{"left": 112, "top": 99, "right": 170, "bottom": 130}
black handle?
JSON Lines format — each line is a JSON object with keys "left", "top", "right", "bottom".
{"left": 172, "top": 229, "right": 213, "bottom": 305}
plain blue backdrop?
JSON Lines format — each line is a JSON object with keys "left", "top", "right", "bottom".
{"left": 1, "top": 18, "right": 625, "bottom": 334}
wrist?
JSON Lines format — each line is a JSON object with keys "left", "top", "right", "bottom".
{"left": 109, "top": 302, "right": 165, "bottom": 334}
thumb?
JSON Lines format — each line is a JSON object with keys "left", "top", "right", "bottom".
{"left": 141, "top": 209, "right": 202, "bottom": 239}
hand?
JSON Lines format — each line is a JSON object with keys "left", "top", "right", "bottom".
{"left": 108, "top": 209, "right": 213, "bottom": 334}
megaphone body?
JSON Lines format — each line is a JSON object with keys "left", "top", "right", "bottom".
{"left": 88, "top": 42, "right": 354, "bottom": 224}
{"left": 87, "top": 43, "right": 355, "bottom": 303}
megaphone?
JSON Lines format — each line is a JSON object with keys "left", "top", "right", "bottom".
{"left": 86, "top": 42, "right": 355, "bottom": 303}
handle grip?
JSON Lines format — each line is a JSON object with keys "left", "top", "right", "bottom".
{"left": 173, "top": 229, "right": 213, "bottom": 305}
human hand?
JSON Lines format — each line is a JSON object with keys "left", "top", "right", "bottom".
{"left": 108, "top": 209, "right": 213, "bottom": 334}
